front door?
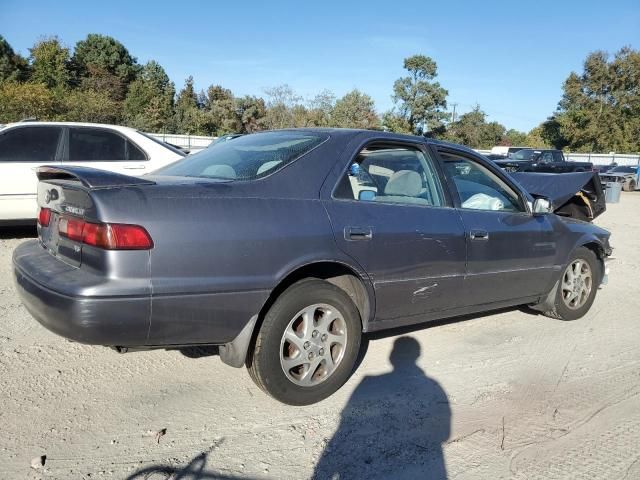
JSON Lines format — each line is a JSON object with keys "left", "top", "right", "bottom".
{"left": 324, "top": 142, "right": 467, "bottom": 327}
{"left": 438, "top": 149, "right": 557, "bottom": 305}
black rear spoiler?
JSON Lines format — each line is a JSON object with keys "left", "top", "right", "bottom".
{"left": 37, "top": 165, "right": 155, "bottom": 189}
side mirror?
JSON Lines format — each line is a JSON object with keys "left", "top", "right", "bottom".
{"left": 358, "top": 190, "right": 376, "bottom": 201}
{"left": 532, "top": 197, "right": 553, "bottom": 215}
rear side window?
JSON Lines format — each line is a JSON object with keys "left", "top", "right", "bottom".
{"left": 156, "top": 131, "right": 328, "bottom": 180}
{"left": 127, "top": 140, "right": 146, "bottom": 160}
{"left": 68, "top": 128, "right": 127, "bottom": 161}
{"left": 0, "top": 126, "right": 61, "bottom": 162}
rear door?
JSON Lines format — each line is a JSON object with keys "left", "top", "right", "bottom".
{"left": 323, "top": 140, "right": 467, "bottom": 327}
{"left": 0, "top": 125, "right": 63, "bottom": 220}
{"left": 437, "top": 148, "right": 556, "bottom": 305}
{"left": 64, "top": 126, "right": 149, "bottom": 174}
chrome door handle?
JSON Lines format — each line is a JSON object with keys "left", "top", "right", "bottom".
{"left": 470, "top": 229, "right": 489, "bottom": 241}
{"left": 345, "top": 226, "right": 373, "bottom": 241}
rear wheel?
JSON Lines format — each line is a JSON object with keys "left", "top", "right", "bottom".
{"left": 247, "top": 279, "right": 362, "bottom": 405}
{"left": 544, "top": 247, "right": 600, "bottom": 321}
{"left": 625, "top": 179, "right": 636, "bottom": 192}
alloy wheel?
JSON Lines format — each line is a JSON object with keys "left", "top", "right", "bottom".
{"left": 561, "top": 259, "right": 593, "bottom": 310}
{"left": 279, "top": 303, "right": 347, "bottom": 387}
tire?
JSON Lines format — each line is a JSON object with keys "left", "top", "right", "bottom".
{"left": 624, "top": 180, "right": 636, "bottom": 192}
{"left": 544, "top": 247, "right": 601, "bottom": 321}
{"left": 247, "top": 279, "right": 362, "bottom": 405}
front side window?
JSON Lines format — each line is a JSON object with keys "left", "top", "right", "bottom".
{"left": 440, "top": 152, "right": 525, "bottom": 212}
{"left": 0, "top": 126, "right": 61, "bottom": 162}
{"left": 334, "top": 144, "right": 445, "bottom": 207}
{"left": 156, "top": 131, "right": 328, "bottom": 180}
{"left": 69, "top": 128, "right": 127, "bottom": 161}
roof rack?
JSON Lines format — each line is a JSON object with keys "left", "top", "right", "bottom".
{"left": 19, "top": 117, "right": 38, "bottom": 122}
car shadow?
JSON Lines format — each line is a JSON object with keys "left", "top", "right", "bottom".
{"left": 0, "top": 224, "right": 37, "bottom": 240}
{"left": 313, "top": 336, "right": 451, "bottom": 480}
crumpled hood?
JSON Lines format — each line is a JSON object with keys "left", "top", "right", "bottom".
{"left": 510, "top": 171, "right": 606, "bottom": 221}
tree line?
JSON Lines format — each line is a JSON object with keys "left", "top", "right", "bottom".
{"left": 0, "top": 34, "right": 638, "bottom": 152}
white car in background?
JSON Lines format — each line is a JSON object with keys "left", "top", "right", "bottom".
{"left": 0, "top": 121, "right": 185, "bottom": 223}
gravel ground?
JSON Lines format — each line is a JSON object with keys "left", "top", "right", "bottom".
{"left": 1, "top": 194, "right": 639, "bottom": 480}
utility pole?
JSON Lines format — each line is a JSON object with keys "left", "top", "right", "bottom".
{"left": 451, "top": 103, "right": 458, "bottom": 123}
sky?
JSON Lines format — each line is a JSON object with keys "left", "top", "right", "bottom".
{"left": 1, "top": 0, "right": 639, "bottom": 132}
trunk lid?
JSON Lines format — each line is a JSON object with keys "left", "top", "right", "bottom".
{"left": 36, "top": 166, "right": 155, "bottom": 266}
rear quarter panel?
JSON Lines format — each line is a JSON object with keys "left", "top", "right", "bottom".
{"left": 90, "top": 181, "right": 356, "bottom": 345}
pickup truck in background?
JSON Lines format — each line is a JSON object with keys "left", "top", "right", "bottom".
{"left": 492, "top": 148, "right": 593, "bottom": 173}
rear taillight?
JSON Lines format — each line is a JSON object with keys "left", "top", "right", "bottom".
{"left": 37, "top": 207, "right": 51, "bottom": 227}
{"left": 59, "top": 216, "right": 153, "bottom": 250}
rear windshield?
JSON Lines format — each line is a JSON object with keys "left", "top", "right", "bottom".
{"left": 155, "top": 131, "right": 328, "bottom": 180}
{"left": 510, "top": 149, "right": 537, "bottom": 161}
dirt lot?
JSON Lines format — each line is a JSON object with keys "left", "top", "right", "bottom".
{"left": 1, "top": 194, "right": 639, "bottom": 480}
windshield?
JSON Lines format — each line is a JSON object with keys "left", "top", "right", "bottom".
{"left": 156, "top": 131, "right": 328, "bottom": 180}
{"left": 509, "top": 149, "right": 537, "bottom": 161}
{"left": 610, "top": 166, "right": 635, "bottom": 173}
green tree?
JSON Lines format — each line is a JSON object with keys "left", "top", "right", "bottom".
{"left": 331, "top": 89, "right": 379, "bottom": 129}
{"left": 263, "top": 84, "right": 303, "bottom": 129}
{"left": 552, "top": 47, "right": 640, "bottom": 152}
{"left": 306, "top": 90, "right": 335, "bottom": 127}
{"left": 0, "top": 35, "right": 29, "bottom": 83}
{"left": 59, "top": 89, "right": 121, "bottom": 123}
{"left": 0, "top": 82, "right": 55, "bottom": 122}
{"left": 391, "top": 54, "right": 448, "bottom": 135}
{"left": 236, "top": 95, "right": 266, "bottom": 133}
{"left": 381, "top": 111, "right": 413, "bottom": 134}
{"left": 172, "top": 76, "right": 207, "bottom": 134}
{"left": 203, "top": 85, "right": 240, "bottom": 134}
{"left": 72, "top": 34, "right": 139, "bottom": 100}
{"left": 503, "top": 128, "right": 528, "bottom": 146}
{"left": 123, "top": 61, "right": 174, "bottom": 131}
{"left": 29, "top": 36, "right": 72, "bottom": 90}
{"left": 444, "top": 105, "right": 506, "bottom": 149}
{"left": 524, "top": 125, "right": 551, "bottom": 148}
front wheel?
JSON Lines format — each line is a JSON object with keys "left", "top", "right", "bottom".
{"left": 624, "top": 179, "right": 636, "bottom": 192}
{"left": 544, "top": 247, "right": 601, "bottom": 321}
{"left": 247, "top": 279, "right": 362, "bottom": 405}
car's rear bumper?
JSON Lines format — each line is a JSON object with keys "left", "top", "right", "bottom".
{"left": 13, "top": 241, "right": 151, "bottom": 345}
{"left": 13, "top": 240, "right": 271, "bottom": 347}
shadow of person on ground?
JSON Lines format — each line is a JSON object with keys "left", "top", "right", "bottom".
{"left": 314, "top": 336, "right": 451, "bottom": 480}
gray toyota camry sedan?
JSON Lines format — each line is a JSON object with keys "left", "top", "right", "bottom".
{"left": 13, "top": 129, "right": 612, "bottom": 405}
